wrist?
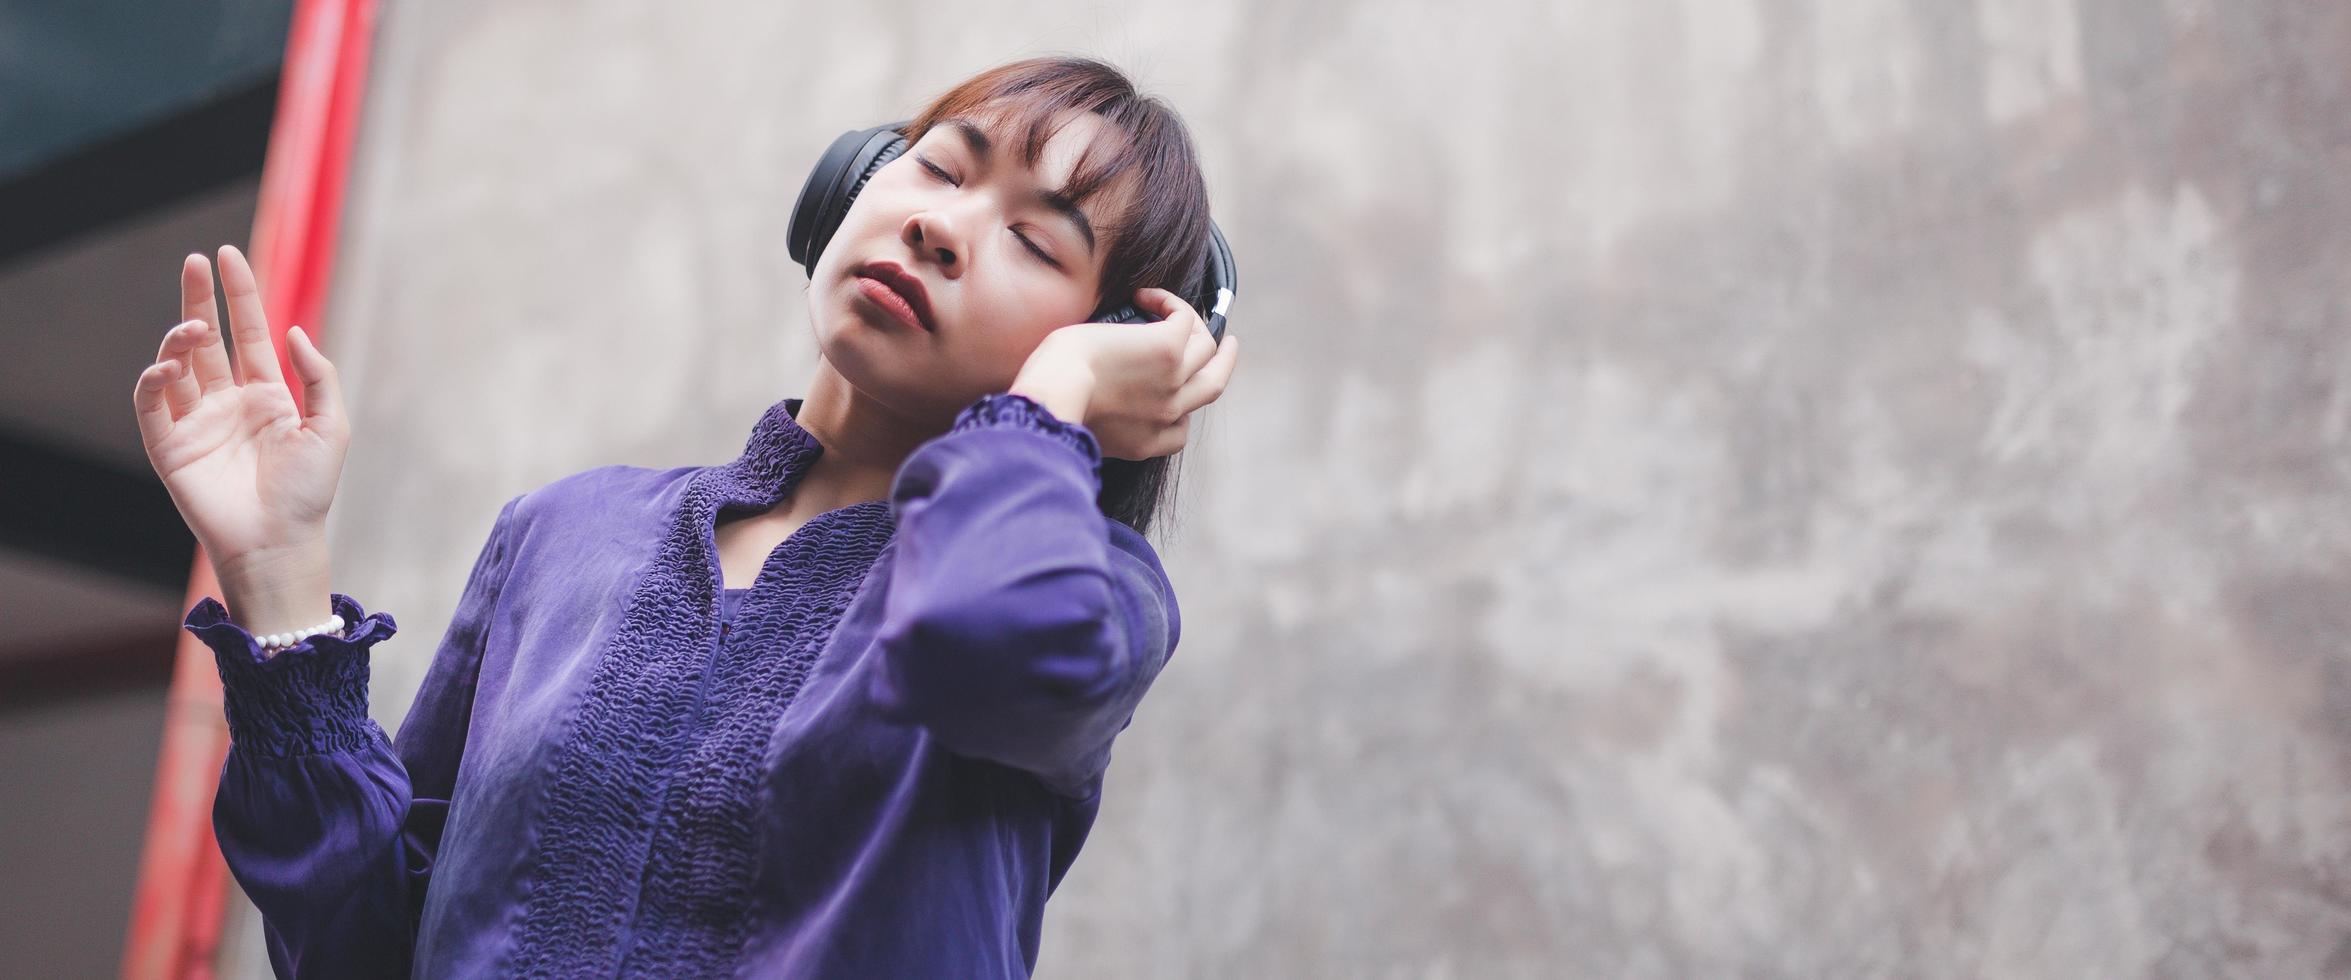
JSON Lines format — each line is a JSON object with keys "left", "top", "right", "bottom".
{"left": 1009, "top": 349, "right": 1095, "bottom": 425}
{"left": 214, "top": 538, "right": 334, "bottom": 637}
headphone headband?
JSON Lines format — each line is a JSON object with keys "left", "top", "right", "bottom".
{"left": 788, "top": 119, "right": 1237, "bottom": 341}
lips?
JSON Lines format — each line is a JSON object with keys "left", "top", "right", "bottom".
{"left": 852, "top": 260, "right": 936, "bottom": 333}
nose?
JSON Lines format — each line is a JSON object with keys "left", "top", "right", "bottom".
{"left": 903, "top": 212, "right": 960, "bottom": 276}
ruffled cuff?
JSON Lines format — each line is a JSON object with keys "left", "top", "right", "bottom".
{"left": 183, "top": 593, "right": 400, "bottom": 758}
{"left": 953, "top": 392, "right": 1104, "bottom": 477}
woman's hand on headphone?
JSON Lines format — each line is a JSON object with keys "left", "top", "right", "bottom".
{"left": 1010, "top": 287, "right": 1239, "bottom": 461}
{"left": 131, "top": 245, "right": 348, "bottom": 635}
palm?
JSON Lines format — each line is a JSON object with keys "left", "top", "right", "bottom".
{"left": 133, "top": 246, "right": 349, "bottom": 571}
{"left": 152, "top": 379, "right": 336, "bottom": 560}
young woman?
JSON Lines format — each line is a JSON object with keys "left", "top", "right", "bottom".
{"left": 130, "top": 56, "right": 1239, "bottom": 978}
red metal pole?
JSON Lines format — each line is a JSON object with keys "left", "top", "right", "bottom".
{"left": 120, "top": 0, "right": 379, "bottom": 975}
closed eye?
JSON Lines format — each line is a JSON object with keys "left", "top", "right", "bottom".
{"left": 914, "top": 154, "right": 1062, "bottom": 268}
{"left": 1012, "top": 229, "right": 1059, "bottom": 267}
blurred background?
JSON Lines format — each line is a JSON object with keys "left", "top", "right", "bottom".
{"left": 0, "top": 0, "right": 291, "bottom": 975}
{"left": 4, "top": 1, "right": 2348, "bottom": 977}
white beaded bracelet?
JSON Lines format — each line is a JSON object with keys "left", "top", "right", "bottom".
{"left": 254, "top": 613, "right": 348, "bottom": 651}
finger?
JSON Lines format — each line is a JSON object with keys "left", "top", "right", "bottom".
{"left": 1132, "top": 287, "right": 1199, "bottom": 329}
{"left": 217, "top": 244, "right": 284, "bottom": 385}
{"left": 1148, "top": 421, "right": 1189, "bottom": 459}
{"left": 285, "top": 325, "right": 346, "bottom": 437}
{"left": 133, "top": 360, "right": 182, "bottom": 449}
{"left": 1172, "top": 333, "right": 1239, "bottom": 417}
{"left": 180, "top": 253, "right": 234, "bottom": 392}
{"left": 154, "top": 318, "right": 207, "bottom": 418}
{"left": 1177, "top": 313, "right": 1218, "bottom": 379}
{"left": 1111, "top": 422, "right": 1189, "bottom": 462}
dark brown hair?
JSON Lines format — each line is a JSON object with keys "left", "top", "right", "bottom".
{"left": 904, "top": 55, "right": 1216, "bottom": 543}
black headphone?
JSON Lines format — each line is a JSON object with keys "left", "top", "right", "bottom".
{"left": 788, "top": 119, "right": 1236, "bottom": 342}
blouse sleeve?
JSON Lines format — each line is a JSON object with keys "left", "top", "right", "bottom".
{"left": 187, "top": 495, "right": 522, "bottom": 980}
{"left": 868, "top": 392, "right": 1183, "bottom": 798}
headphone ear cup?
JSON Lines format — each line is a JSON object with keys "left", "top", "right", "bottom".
{"left": 833, "top": 140, "right": 904, "bottom": 230}
{"left": 1091, "top": 302, "right": 1149, "bottom": 325}
{"left": 789, "top": 121, "right": 912, "bottom": 278}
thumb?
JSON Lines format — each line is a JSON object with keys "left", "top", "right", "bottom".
{"left": 286, "top": 326, "right": 347, "bottom": 437}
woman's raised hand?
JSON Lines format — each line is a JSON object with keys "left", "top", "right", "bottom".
{"left": 1011, "top": 287, "right": 1239, "bottom": 461}
{"left": 132, "top": 244, "right": 347, "bottom": 635}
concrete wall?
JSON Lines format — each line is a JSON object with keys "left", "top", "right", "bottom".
{"left": 220, "top": 1, "right": 2351, "bottom": 976}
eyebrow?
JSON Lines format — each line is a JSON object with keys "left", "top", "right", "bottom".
{"left": 944, "top": 117, "right": 1097, "bottom": 257}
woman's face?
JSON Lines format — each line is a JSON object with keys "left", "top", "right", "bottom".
{"left": 807, "top": 107, "right": 1129, "bottom": 423}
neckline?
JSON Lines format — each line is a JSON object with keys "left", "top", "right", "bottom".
{"left": 707, "top": 396, "right": 892, "bottom": 513}
{"left": 705, "top": 396, "right": 895, "bottom": 596}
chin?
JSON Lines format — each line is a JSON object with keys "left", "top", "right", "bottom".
{"left": 813, "top": 330, "right": 960, "bottom": 416}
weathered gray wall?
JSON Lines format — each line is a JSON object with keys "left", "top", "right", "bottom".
{"left": 221, "top": 1, "right": 2351, "bottom": 976}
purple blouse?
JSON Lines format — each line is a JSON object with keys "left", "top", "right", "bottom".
{"left": 182, "top": 393, "right": 1183, "bottom": 979}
